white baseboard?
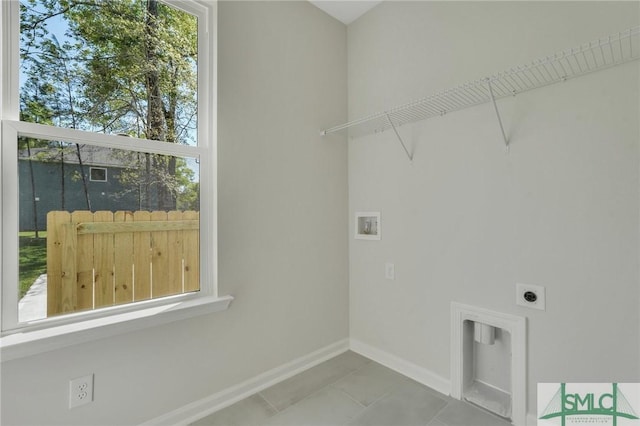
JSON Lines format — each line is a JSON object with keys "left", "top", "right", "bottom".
{"left": 349, "top": 338, "right": 450, "bottom": 397}
{"left": 350, "top": 339, "right": 540, "bottom": 425}
{"left": 140, "top": 338, "right": 350, "bottom": 426}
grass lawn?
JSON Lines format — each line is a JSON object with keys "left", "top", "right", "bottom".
{"left": 19, "top": 234, "right": 47, "bottom": 299}
{"left": 19, "top": 231, "right": 47, "bottom": 238}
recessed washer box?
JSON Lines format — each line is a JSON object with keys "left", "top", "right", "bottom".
{"left": 355, "top": 212, "right": 380, "bottom": 240}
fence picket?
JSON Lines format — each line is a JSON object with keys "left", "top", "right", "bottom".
{"left": 183, "top": 211, "right": 199, "bottom": 293}
{"left": 59, "top": 221, "right": 78, "bottom": 314}
{"left": 114, "top": 211, "right": 134, "bottom": 305}
{"left": 93, "top": 211, "right": 114, "bottom": 308}
{"left": 150, "top": 211, "right": 169, "bottom": 298}
{"left": 46, "top": 210, "right": 199, "bottom": 317}
{"left": 47, "top": 211, "right": 68, "bottom": 316}
{"left": 72, "top": 211, "right": 94, "bottom": 311}
{"left": 167, "top": 211, "right": 184, "bottom": 295}
{"left": 133, "top": 211, "right": 152, "bottom": 301}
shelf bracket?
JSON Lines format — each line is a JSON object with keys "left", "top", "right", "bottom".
{"left": 487, "top": 80, "right": 509, "bottom": 151}
{"left": 385, "top": 113, "right": 413, "bottom": 161}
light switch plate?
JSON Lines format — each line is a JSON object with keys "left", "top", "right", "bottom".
{"left": 385, "top": 263, "right": 395, "bottom": 280}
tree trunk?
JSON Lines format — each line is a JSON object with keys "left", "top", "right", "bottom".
{"left": 54, "top": 32, "right": 93, "bottom": 211}
{"left": 145, "top": 152, "right": 151, "bottom": 210}
{"left": 145, "top": 0, "right": 173, "bottom": 210}
{"left": 75, "top": 144, "right": 92, "bottom": 210}
{"left": 145, "top": 0, "right": 165, "bottom": 143}
{"left": 26, "top": 139, "right": 39, "bottom": 237}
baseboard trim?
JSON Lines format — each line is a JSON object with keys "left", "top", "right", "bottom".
{"left": 349, "top": 338, "right": 450, "bottom": 397}
{"left": 140, "top": 338, "right": 350, "bottom": 426}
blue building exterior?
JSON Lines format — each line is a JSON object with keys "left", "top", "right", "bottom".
{"left": 18, "top": 145, "right": 150, "bottom": 231}
{"left": 18, "top": 160, "right": 141, "bottom": 231}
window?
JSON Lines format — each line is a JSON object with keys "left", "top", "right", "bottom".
{"left": 1, "top": 0, "right": 224, "bottom": 339}
{"left": 89, "top": 167, "right": 107, "bottom": 182}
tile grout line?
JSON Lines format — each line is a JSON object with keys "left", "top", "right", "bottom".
{"left": 195, "top": 354, "right": 458, "bottom": 426}
{"left": 337, "top": 390, "right": 394, "bottom": 426}
{"left": 338, "top": 369, "right": 452, "bottom": 426}
{"left": 332, "top": 386, "right": 368, "bottom": 409}
{"left": 429, "top": 397, "right": 454, "bottom": 424}
{"left": 324, "top": 354, "right": 374, "bottom": 392}
{"left": 257, "top": 391, "right": 281, "bottom": 415}
{"left": 258, "top": 361, "right": 371, "bottom": 420}
{"left": 260, "top": 384, "right": 357, "bottom": 423}
{"left": 334, "top": 369, "right": 423, "bottom": 425}
{"left": 322, "top": 354, "right": 373, "bottom": 390}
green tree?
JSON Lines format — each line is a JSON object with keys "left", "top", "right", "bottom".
{"left": 19, "top": 69, "right": 55, "bottom": 235}
{"left": 20, "top": 0, "right": 199, "bottom": 211}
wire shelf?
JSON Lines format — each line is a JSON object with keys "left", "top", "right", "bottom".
{"left": 321, "top": 27, "right": 640, "bottom": 139}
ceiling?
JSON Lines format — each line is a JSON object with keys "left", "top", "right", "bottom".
{"left": 309, "top": 1, "right": 382, "bottom": 25}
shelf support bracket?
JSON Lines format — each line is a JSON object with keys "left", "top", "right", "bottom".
{"left": 385, "top": 113, "right": 413, "bottom": 161}
{"left": 487, "top": 80, "right": 509, "bottom": 151}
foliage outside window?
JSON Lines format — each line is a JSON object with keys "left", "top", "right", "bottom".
{"left": 2, "top": 0, "right": 213, "bottom": 331}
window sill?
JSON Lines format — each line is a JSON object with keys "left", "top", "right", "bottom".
{"left": 0, "top": 295, "right": 233, "bottom": 362}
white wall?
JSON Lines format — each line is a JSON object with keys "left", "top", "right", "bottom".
{"left": 1, "top": 2, "right": 348, "bottom": 424}
{"left": 4, "top": 2, "right": 639, "bottom": 424}
{"left": 348, "top": 1, "right": 639, "bottom": 419}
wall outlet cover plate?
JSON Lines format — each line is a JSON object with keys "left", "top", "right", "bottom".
{"left": 69, "top": 374, "right": 94, "bottom": 409}
{"left": 516, "top": 283, "right": 545, "bottom": 311}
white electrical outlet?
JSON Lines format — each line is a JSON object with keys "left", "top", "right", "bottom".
{"left": 69, "top": 374, "right": 94, "bottom": 409}
{"left": 385, "top": 263, "right": 395, "bottom": 280}
{"left": 516, "top": 283, "right": 545, "bottom": 311}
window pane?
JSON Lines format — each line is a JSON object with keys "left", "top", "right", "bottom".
{"left": 19, "top": 0, "right": 198, "bottom": 146}
{"left": 18, "top": 138, "right": 200, "bottom": 322}
{"left": 89, "top": 167, "right": 107, "bottom": 182}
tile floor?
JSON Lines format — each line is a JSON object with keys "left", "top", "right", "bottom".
{"left": 190, "top": 351, "right": 513, "bottom": 426}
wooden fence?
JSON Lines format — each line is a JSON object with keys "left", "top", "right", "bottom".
{"left": 47, "top": 210, "right": 199, "bottom": 317}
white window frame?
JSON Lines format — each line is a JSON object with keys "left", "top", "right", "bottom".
{"left": 89, "top": 167, "right": 108, "bottom": 182}
{"left": 0, "top": 0, "right": 231, "bottom": 361}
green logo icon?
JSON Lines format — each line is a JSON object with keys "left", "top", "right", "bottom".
{"left": 540, "top": 383, "right": 639, "bottom": 425}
